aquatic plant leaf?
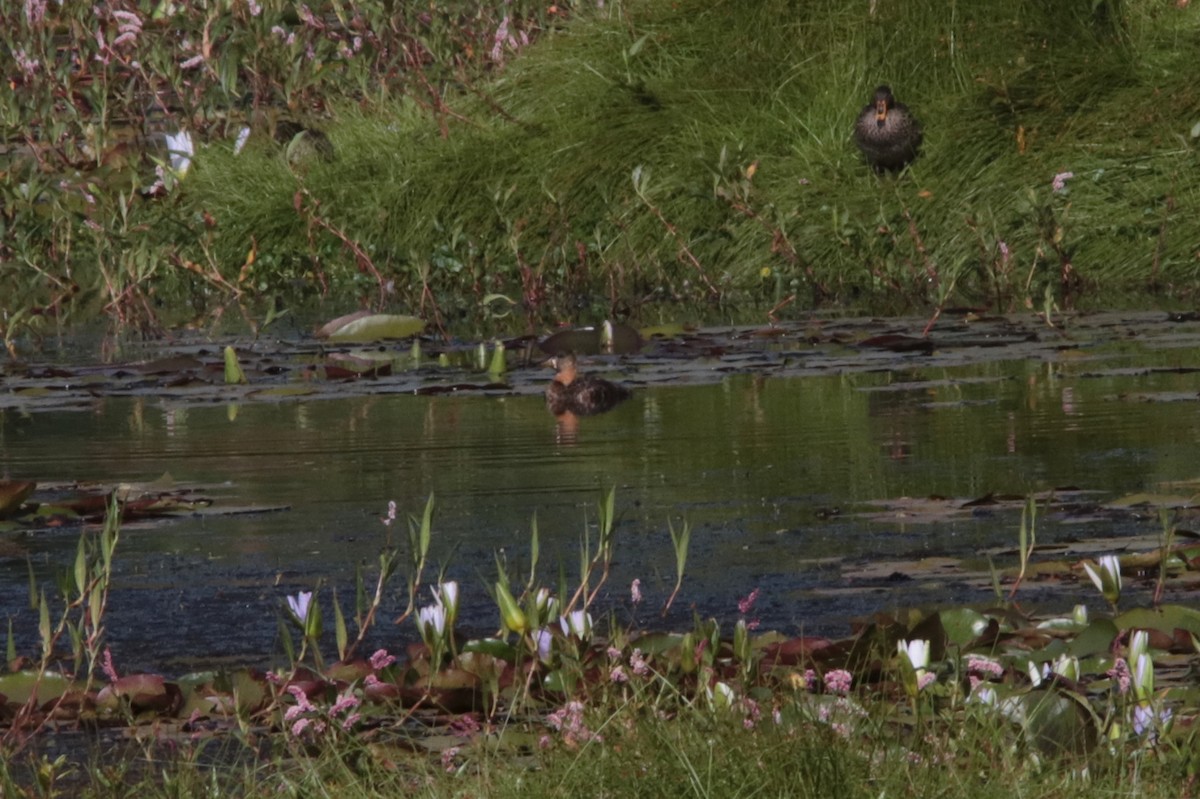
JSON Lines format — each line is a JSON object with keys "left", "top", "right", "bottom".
{"left": 0, "top": 480, "right": 36, "bottom": 518}
{"left": 0, "top": 670, "right": 74, "bottom": 706}
{"left": 939, "top": 608, "right": 990, "bottom": 647}
{"left": 319, "top": 313, "right": 425, "bottom": 342}
{"left": 1066, "top": 618, "right": 1119, "bottom": 657}
{"left": 1115, "top": 606, "right": 1200, "bottom": 638}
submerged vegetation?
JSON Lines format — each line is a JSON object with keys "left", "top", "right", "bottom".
{"left": 4, "top": 0, "right": 1200, "bottom": 346}
{"left": 2, "top": 493, "right": 1200, "bottom": 797}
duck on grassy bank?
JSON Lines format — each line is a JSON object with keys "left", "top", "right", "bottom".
{"left": 854, "top": 85, "right": 922, "bottom": 173}
{"left": 545, "top": 353, "right": 631, "bottom": 417}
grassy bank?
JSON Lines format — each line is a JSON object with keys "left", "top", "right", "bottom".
{"left": 4, "top": 0, "right": 1200, "bottom": 344}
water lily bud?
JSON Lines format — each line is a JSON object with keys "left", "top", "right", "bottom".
{"left": 1082, "top": 555, "right": 1122, "bottom": 606}
{"left": 495, "top": 581, "right": 527, "bottom": 635}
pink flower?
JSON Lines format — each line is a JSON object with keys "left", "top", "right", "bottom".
{"left": 1052, "top": 171, "right": 1074, "bottom": 193}
{"left": 630, "top": 649, "right": 649, "bottom": 677}
{"left": 610, "top": 666, "right": 628, "bottom": 684}
{"left": 369, "top": 649, "right": 396, "bottom": 670}
{"left": 441, "top": 746, "right": 460, "bottom": 772}
{"left": 101, "top": 647, "right": 120, "bottom": 683}
{"left": 737, "top": 587, "right": 760, "bottom": 615}
{"left": 1108, "top": 657, "right": 1132, "bottom": 695}
{"left": 630, "top": 578, "right": 642, "bottom": 605}
{"left": 824, "top": 669, "right": 852, "bottom": 695}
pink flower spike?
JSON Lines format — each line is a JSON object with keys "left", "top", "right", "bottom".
{"left": 737, "top": 587, "right": 760, "bottom": 615}
{"left": 630, "top": 578, "right": 642, "bottom": 605}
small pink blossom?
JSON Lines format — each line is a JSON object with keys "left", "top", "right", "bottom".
{"left": 630, "top": 578, "right": 642, "bottom": 605}
{"left": 1108, "top": 657, "right": 1132, "bottom": 695}
{"left": 610, "top": 666, "right": 628, "bottom": 683}
{"left": 629, "top": 648, "right": 649, "bottom": 677}
{"left": 917, "top": 672, "right": 937, "bottom": 691}
{"left": 966, "top": 656, "right": 1004, "bottom": 679}
{"left": 997, "top": 240, "right": 1010, "bottom": 265}
{"left": 101, "top": 647, "right": 120, "bottom": 683}
{"left": 824, "top": 669, "right": 852, "bottom": 695}
{"left": 737, "top": 587, "right": 760, "bottom": 615}
{"left": 180, "top": 54, "right": 205, "bottom": 70}
{"left": 1052, "top": 171, "right": 1074, "bottom": 193}
{"left": 441, "top": 746, "right": 460, "bottom": 772}
{"left": 369, "top": 649, "right": 396, "bottom": 670}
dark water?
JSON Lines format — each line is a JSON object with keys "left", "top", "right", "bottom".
{"left": 3, "top": 318, "right": 1200, "bottom": 673}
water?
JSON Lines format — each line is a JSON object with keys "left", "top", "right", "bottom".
{"left": 3, "top": 314, "right": 1200, "bottom": 673}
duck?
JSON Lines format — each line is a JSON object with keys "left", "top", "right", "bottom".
{"left": 853, "top": 85, "right": 922, "bottom": 173}
{"left": 545, "top": 353, "right": 631, "bottom": 417}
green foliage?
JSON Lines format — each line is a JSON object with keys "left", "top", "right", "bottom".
{"left": 5, "top": 0, "right": 1200, "bottom": 338}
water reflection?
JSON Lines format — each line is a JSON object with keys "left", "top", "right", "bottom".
{"left": 3, "top": 351, "right": 1200, "bottom": 672}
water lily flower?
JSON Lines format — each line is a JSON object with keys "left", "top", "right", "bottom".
{"left": 1133, "top": 702, "right": 1173, "bottom": 738}
{"left": 533, "top": 628, "right": 554, "bottom": 663}
{"left": 559, "top": 609, "right": 593, "bottom": 640}
{"left": 1133, "top": 652, "right": 1154, "bottom": 702}
{"left": 233, "top": 125, "right": 250, "bottom": 155}
{"left": 433, "top": 581, "right": 459, "bottom": 628}
{"left": 1129, "top": 629, "right": 1149, "bottom": 663}
{"left": 1051, "top": 654, "right": 1080, "bottom": 682}
{"left": 1082, "top": 554, "right": 1122, "bottom": 606}
{"left": 164, "top": 130, "right": 193, "bottom": 175}
{"left": 287, "top": 591, "right": 312, "bottom": 624}
{"left": 710, "top": 680, "right": 736, "bottom": 711}
{"left": 417, "top": 603, "right": 447, "bottom": 650}
{"left": 897, "top": 639, "right": 929, "bottom": 671}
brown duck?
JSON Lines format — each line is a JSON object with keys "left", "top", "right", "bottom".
{"left": 854, "top": 85, "right": 922, "bottom": 173}
{"left": 545, "top": 353, "right": 630, "bottom": 417}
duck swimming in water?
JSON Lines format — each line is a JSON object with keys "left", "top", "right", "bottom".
{"left": 854, "top": 85, "right": 922, "bottom": 173}
{"left": 545, "top": 353, "right": 631, "bottom": 417}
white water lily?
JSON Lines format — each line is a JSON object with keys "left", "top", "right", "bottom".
{"left": 417, "top": 603, "right": 447, "bottom": 650}
{"left": 1133, "top": 652, "right": 1154, "bottom": 702}
{"left": 433, "top": 581, "right": 459, "bottom": 627}
{"left": 1051, "top": 654, "right": 1080, "bottom": 682}
{"left": 897, "top": 639, "right": 930, "bottom": 671}
{"left": 1082, "top": 554, "right": 1122, "bottom": 606}
{"left": 164, "top": 129, "right": 193, "bottom": 175}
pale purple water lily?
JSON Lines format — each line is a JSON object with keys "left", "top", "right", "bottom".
{"left": 533, "top": 628, "right": 554, "bottom": 663}
{"left": 287, "top": 591, "right": 313, "bottom": 624}
{"left": 1133, "top": 702, "right": 1172, "bottom": 738}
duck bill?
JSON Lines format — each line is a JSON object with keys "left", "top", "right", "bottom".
{"left": 875, "top": 99, "right": 888, "bottom": 124}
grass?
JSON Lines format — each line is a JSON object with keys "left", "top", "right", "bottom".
{"left": 6, "top": 0, "right": 1199, "bottom": 346}
{"left": 182, "top": 0, "right": 1200, "bottom": 329}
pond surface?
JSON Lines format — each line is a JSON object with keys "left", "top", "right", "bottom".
{"left": 3, "top": 311, "right": 1200, "bottom": 674}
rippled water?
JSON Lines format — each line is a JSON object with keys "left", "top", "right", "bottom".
{"left": 3, "top": 315, "right": 1200, "bottom": 672}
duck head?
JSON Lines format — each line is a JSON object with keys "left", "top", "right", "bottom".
{"left": 873, "top": 85, "right": 895, "bottom": 127}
